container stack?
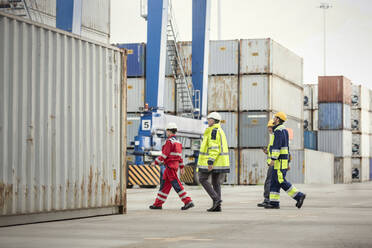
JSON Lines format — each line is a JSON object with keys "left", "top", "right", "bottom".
{"left": 317, "top": 76, "right": 352, "bottom": 183}
{"left": 303, "top": 84, "right": 318, "bottom": 150}
{"left": 351, "top": 84, "right": 370, "bottom": 182}
{"left": 238, "top": 39, "right": 304, "bottom": 185}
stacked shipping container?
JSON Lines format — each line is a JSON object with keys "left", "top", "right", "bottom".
{"left": 303, "top": 84, "right": 318, "bottom": 150}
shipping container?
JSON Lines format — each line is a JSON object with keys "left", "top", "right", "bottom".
{"left": 369, "top": 89, "right": 372, "bottom": 111}
{"left": 239, "top": 74, "right": 303, "bottom": 120}
{"left": 370, "top": 158, "right": 372, "bottom": 180}
{"left": 239, "top": 149, "right": 267, "bottom": 185}
{"left": 370, "top": 135, "right": 372, "bottom": 157}
{"left": 369, "top": 112, "right": 372, "bottom": 134}
{"left": 351, "top": 109, "right": 369, "bottom": 133}
{"left": 127, "top": 114, "right": 141, "bottom": 148}
{"left": 304, "top": 149, "right": 334, "bottom": 184}
{"left": 304, "top": 84, "right": 313, "bottom": 110}
{"left": 127, "top": 78, "right": 145, "bottom": 112}
{"left": 166, "top": 41, "right": 192, "bottom": 77}
{"left": 209, "top": 39, "right": 239, "bottom": 75}
{"left": 224, "top": 149, "right": 238, "bottom": 185}
{"left": 318, "top": 103, "right": 351, "bottom": 130}
{"left": 164, "top": 77, "right": 176, "bottom": 113}
{"left": 312, "top": 84, "right": 318, "bottom": 109}
{"left": 207, "top": 75, "right": 238, "bottom": 111}
{"left": 334, "top": 157, "right": 352, "bottom": 184}
{"left": 313, "top": 109, "right": 318, "bottom": 131}
{"left": 318, "top": 130, "right": 352, "bottom": 157}
{"left": 304, "top": 131, "right": 317, "bottom": 150}
{"left": 351, "top": 84, "right": 369, "bottom": 110}
{"left": 116, "top": 43, "right": 145, "bottom": 77}
{"left": 318, "top": 76, "right": 352, "bottom": 105}
{"left": 239, "top": 112, "right": 303, "bottom": 149}
{"left": 0, "top": 13, "right": 126, "bottom": 225}
{"left": 240, "top": 39, "right": 303, "bottom": 86}
{"left": 351, "top": 158, "right": 370, "bottom": 182}
{"left": 352, "top": 134, "right": 370, "bottom": 157}
{"left": 304, "top": 110, "right": 312, "bottom": 131}
{"left": 126, "top": 149, "right": 135, "bottom": 164}
{"left": 219, "top": 112, "right": 239, "bottom": 148}
{"left": 286, "top": 150, "right": 304, "bottom": 184}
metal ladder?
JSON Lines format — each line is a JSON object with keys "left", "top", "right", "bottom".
{"left": 167, "top": 1, "right": 200, "bottom": 118}
{"left": 0, "top": 0, "right": 31, "bottom": 19}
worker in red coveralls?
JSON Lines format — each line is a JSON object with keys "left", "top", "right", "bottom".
{"left": 149, "top": 122, "right": 194, "bottom": 210}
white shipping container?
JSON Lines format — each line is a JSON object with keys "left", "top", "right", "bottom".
{"left": 164, "top": 77, "right": 175, "bottom": 113}
{"left": 239, "top": 149, "right": 268, "bottom": 185}
{"left": 304, "top": 110, "right": 312, "bottom": 131}
{"left": 239, "top": 75, "right": 303, "bottom": 120}
{"left": 304, "top": 84, "right": 313, "bottom": 110}
{"left": 318, "top": 130, "right": 352, "bottom": 157}
{"left": 0, "top": 13, "right": 125, "bottom": 224}
{"left": 312, "top": 84, "right": 318, "bottom": 109}
{"left": 127, "top": 78, "right": 145, "bottom": 112}
{"left": 351, "top": 84, "right": 369, "bottom": 110}
{"left": 219, "top": 112, "right": 238, "bottom": 148}
{"left": 334, "top": 157, "right": 352, "bottom": 184}
{"left": 304, "top": 149, "right": 334, "bottom": 184}
{"left": 351, "top": 109, "right": 369, "bottom": 133}
{"left": 352, "top": 134, "right": 370, "bottom": 157}
{"left": 208, "top": 75, "right": 238, "bottom": 111}
{"left": 313, "top": 109, "right": 318, "bottom": 131}
{"left": 209, "top": 39, "right": 239, "bottom": 75}
{"left": 351, "top": 158, "right": 370, "bottom": 182}
{"left": 240, "top": 38, "right": 303, "bottom": 86}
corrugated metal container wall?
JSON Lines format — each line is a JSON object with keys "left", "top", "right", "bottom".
{"left": 224, "top": 149, "right": 238, "bottom": 185}
{"left": 318, "top": 76, "right": 352, "bottom": 104}
{"left": 352, "top": 158, "right": 370, "bottom": 182}
{"left": 239, "top": 75, "right": 303, "bottom": 120}
{"left": 166, "top": 41, "right": 192, "bottom": 76}
{"left": 370, "top": 112, "right": 372, "bottom": 134}
{"left": 351, "top": 84, "right": 369, "bottom": 110}
{"left": 304, "top": 84, "right": 312, "bottom": 110}
{"left": 27, "top": 0, "right": 57, "bottom": 27}
{"left": 207, "top": 76, "right": 238, "bottom": 111}
{"left": 312, "top": 84, "right": 318, "bottom": 109}
{"left": 164, "top": 77, "right": 175, "bottom": 113}
{"left": 127, "top": 78, "right": 144, "bottom": 112}
{"left": 304, "top": 149, "right": 334, "bottom": 184}
{"left": 239, "top": 39, "right": 303, "bottom": 86}
{"left": 209, "top": 40, "right": 239, "bottom": 75}
{"left": 304, "top": 110, "right": 312, "bottom": 131}
{"left": 334, "top": 157, "right": 352, "bottom": 184}
{"left": 0, "top": 14, "right": 124, "bottom": 218}
{"left": 318, "top": 130, "right": 352, "bottom": 157}
{"left": 239, "top": 112, "right": 303, "bottom": 149}
{"left": 361, "top": 157, "right": 370, "bottom": 182}
{"left": 318, "top": 103, "right": 351, "bottom": 130}
{"left": 81, "top": 0, "right": 110, "bottom": 43}
{"left": 239, "top": 149, "right": 267, "bottom": 185}
{"left": 219, "top": 112, "right": 238, "bottom": 148}
{"left": 370, "top": 135, "right": 372, "bottom": 157}
{"left": 286, "top": 150, "right": 304, "bottom": 184}
{"left": 352, "top": 134, "right": 370, "bottom": 157}
{"left": 116, "top": 43, "right": 145, "bottom": 77}
{"left": 370, "top": 158, "right": 372, "bottom": 180}
{"left": 127, "top": 114, "right": 141, "bottom": 148}
{"left": 304, "top": 131, "right": 317, "bottom": 150}
{"left": 313, "top": 109, "right": 318, "bottom": 131}
{"left": 351, "top": 109, "right": 369, "bottom": 133}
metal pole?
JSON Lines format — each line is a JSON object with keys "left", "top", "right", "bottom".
{"left": 217, "top": 0, "right": 221, "bottom": 40}
{"left": 323, "top": 7, "right": 326, "bottom": 76}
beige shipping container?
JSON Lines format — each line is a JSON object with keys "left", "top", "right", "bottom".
{"left": 0, "top": 13, "right": 126, "bottom": 226}
{"left": 304, "top": 149, "right": 334, "bottom": 184}
{"left": 208, "top": 75, "right": 238, "bottom": 112}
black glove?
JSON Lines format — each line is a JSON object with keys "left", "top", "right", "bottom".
{"left": 207, "top": 160, "right": 214, "bottom": 166}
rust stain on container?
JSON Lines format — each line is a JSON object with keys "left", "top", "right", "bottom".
{"left": 207, "top": 76, "right": 238, "bottom": 112}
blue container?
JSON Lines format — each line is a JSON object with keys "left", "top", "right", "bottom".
{"left": 304, "top": 131, "right": 317, "bottom": 150}
{"left": 116, "top": 43, "right": 145, "bottom": 77}
{"left": 318, "top": 103, "right": 351, "bottom": 130}
{"left": 370, "top": 158, "right": 372, "bottom": 180}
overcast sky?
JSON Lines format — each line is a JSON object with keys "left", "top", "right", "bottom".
{"left": 111, "top": 0, "right": 372, "bottom": 87}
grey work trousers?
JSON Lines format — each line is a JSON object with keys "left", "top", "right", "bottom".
{"left": 263, "top": 165, "right": 274, "bottom": 202}
{"left": 199, "top": 171, "right": 224, "bottom": 202}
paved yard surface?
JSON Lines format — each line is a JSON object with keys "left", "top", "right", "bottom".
{"left": 1, "top": 182, "right": 372, "bottom": 248}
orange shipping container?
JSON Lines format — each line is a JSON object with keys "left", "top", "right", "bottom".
{"left": 318, "top": 76, "right": 352, "bottom": 105}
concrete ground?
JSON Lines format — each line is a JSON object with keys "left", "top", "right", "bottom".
{"left": 0, "top": 182, "right": 372, "bottom": 248}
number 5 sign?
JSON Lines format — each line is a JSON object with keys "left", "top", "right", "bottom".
{"left": 142, "top": 120, "right": 151, "bottom": 131}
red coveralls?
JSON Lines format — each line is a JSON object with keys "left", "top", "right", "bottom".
{"left": 153, "top": 135, "right": 192, "bottom": 207}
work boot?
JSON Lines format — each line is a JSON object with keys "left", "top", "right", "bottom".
{"left": 149, "top": 205, "right": 162, "bottom": 210}
{"left": 212, "top": 205, "right": 221, "bottom": 212}
{"left": 296, "top": 194, "right": 306, "bottom": 209}
{"left": 257, "top": 201, "right": 269, "bottom": 207}
{"left": 207, "top": 200, "right": 222, "bottom": 212}
{"left": 181, "top": 201, "right": 195, "bottom": 210}
{"left": 264, "top": 204, "right": 280, "bottom": 209}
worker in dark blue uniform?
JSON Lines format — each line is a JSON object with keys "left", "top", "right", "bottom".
{"left": 265, "top": 112, "right": 306, "bottom": 209}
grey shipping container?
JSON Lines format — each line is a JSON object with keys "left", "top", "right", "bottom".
{"left": 208, "top": 75, "right": 238, "bottom": 112}
{"left": 318, "top": 130, "right": 352, "bottom": 157}
{"left": 127, "top": 78, "right": 145, "bottom": 112}
{"left": 334, "top": 157, "right": 352, "bottom": 184}
{"left": 239, "top": 74, "right": 303, "bottom": 120}
{"left": 224, "top": 149, "right": 238, "bottom": 185}
{"left": 239, "top": 112, "right": 303, "bottom": 149}
{"left": 209, "top": 40, "right": 239, "bottom": 75}
{"left": 240, "top": 38, "right": 303, "bottom": 86}
{"left": 0, "top": 13, "right": 126, "bottom": 226}
{"left": 239, "top": 149, "right": 267, "bottom": 185}
{"left": 219, "top": 112, "right": 239, "bottom": 148}
{"left": 286, "top": 150, "right": 304, "bottom": 184}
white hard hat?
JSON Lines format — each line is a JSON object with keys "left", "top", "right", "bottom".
{"left": 166, "top": 122, "right": 178, "bottom": 130}
{"left": 207, "top": 112, "right": 221, "bottom": 121}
